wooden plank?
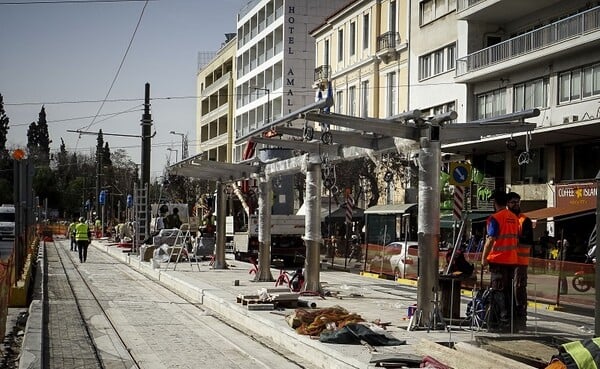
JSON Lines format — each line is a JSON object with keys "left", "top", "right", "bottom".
{"left": 480, "top": 339, "right": 556, "bottom": 366}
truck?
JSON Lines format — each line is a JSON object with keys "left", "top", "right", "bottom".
{"left": 226, "top": 214, "right": 306, "bottom": 266}
{"left": 0, "top": 204, "right": 15, "bottom": 240}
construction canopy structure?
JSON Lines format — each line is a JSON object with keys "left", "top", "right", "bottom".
{"left": 170, "top": 89, "right": 538, "bottom": 329}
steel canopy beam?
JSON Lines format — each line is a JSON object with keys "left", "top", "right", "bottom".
{"left": 304, "top": 112, "right": 421, "bottom": 141}
{"left": 274, "top": 126, "right": 397, "bottom": 150}
{"left": 250, "top": 137, "right": 342, "bottom": 156}
{"left": 440, "top": 122, "right": 537, "bottom": 144}
{"left": 170, "top": 160, "right": 259, "bottom": 182}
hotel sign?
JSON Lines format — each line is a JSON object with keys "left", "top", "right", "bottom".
{"left": 555, "top": 182, "right": 597, "bottom": 209}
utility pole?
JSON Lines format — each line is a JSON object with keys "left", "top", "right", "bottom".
{"left": 140, "top": 83, "right": 152, "bottom": 242}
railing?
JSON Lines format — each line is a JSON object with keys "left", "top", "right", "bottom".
{"left": 376, "top": 31, "right": 400, "bottom": 52}
{"left": 457, "top": 0, "right": 486, "bottom": 13}
{"left": 314, "top": 65, "right": 330, "bottom": 82}
{"left": 456, "top": 6, "right": 600, "bottom": 76}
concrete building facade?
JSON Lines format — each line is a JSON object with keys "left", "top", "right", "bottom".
{"left": 196, "top": 35, "right": 237, "bottom": 163}
{"left": 232, "top": 0, "right": 349, "bottom": 162}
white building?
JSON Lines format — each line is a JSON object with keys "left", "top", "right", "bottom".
{"left": 232, "top": 0, "right": 349, "bottom": 162}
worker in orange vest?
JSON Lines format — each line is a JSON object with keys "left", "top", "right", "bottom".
{"left": 507, "top": 191, "right": 533, "bottom": 331}
{"left": 482, "top": 190, "right": 519, "bottom": 331}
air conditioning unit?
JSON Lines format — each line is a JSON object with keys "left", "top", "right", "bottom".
{"left": 563, "top": 115, "right": 579, "bottom": 124}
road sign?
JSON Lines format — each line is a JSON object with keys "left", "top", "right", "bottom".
{"left": 449, "top": 162, "right": 472, "bottom": 186}
{"left": 453, "top": 186, "right": 464, "bottom": 221}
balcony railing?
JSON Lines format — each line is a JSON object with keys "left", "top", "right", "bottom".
{"left": 314, "top": 65, "right": 330, "bottom": 82}
{"left": 457, "top": 0, "right": 485, "bottom": 12}
{"left": 456, "top": 6, "right": 600, "bottom": 76}
{"left": 376, "top": 31, "right": 399, "bottom": 52}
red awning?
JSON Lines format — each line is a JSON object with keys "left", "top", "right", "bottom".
{"left": 524, "top": 202, "right": 595, "bottom": 221}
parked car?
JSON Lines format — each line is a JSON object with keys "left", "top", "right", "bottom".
{"left": 388, "top": 241, "right": 419, "bottom": 279}
{"left": 367, "top": 241, "right": 418, "bottom": 277}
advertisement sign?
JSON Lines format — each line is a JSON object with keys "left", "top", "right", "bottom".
{"left": 555, "top": 182, "right": 597, "bottom": 209}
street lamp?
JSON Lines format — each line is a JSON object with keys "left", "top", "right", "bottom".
{"left": 251, "top": 86, "right": 270, "bottom": 124}
{"left": 169, "top": 131, "right": 186, "bottom": 159}
{"left": 167, "top": 147, "right": 178, "bottom": 162}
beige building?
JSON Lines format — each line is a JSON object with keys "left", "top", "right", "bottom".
{"left": 196, "top": 35, "right": 237, "bottom": 163}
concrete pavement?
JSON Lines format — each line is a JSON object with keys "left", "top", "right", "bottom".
{"left": 18, "top": 238, "right": 597, "bottom": 369}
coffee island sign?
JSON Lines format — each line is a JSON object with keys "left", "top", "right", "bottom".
{"left": 555, "top": 182, "right": 597, "bottom": 209}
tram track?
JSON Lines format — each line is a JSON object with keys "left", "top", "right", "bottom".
{"left": 46, "top": 238, "right": 315, "bottom": 369}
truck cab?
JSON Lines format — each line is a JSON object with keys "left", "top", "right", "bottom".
{"left": 0, "top": 204, "right": 16, "bottom": 240}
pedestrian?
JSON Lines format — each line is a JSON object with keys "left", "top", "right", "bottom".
{"left": 67, "top": 218, "right": 77, "bottom": 251}
{"left": 481, "top": 189, "right": 519, "bottom": 332}
{"left": 539, "top": 231, "right": 550, "bottom": 259}
{"left": 165, "top": 207, "right": 182, "bottom": 229}
{"left": 507, "top": 191, "right": 533, "bottom": 331}
{"left": 75, "top": 217, "right": 92, "bottom": 263}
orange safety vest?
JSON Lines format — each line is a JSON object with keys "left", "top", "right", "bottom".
{"left": 487, "top": 209, "right": 519, "bottom": 265}
{"left": 516, "top": 213, "right": 531, "bottom": 266}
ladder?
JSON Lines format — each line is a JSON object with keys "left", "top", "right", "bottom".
{"left": 165, "top": 223, "right": 200, "bottom": 271}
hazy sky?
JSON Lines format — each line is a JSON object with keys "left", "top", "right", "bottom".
{"left": 0, "top": 0, "right": 247, "bottom": 178}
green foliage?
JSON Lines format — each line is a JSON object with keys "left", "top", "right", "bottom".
{"left": 0, "top": 94, "right": 9, "bottom": 158}
{"left": 26, "top": 106, "right": 51, "bottom": 165}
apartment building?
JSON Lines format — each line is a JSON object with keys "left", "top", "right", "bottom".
{"left": 444, "top": 0, "right": 600, "bottom": 244}
{"left": 196, "top": 35, "right": 236, "bottom": 163}
{"left": 232, "top": 0, "right": 349, "bottom": 162}
{"left": 409, "top": 0, "right": 466, "bottom": 121}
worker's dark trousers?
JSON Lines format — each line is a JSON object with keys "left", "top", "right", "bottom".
{"left": 77, "top": 241, "right": 89, "bottom": 262}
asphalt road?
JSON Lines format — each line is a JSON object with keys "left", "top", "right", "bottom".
{"left": 0, "top": 239, "right": 14, "bottom": 260}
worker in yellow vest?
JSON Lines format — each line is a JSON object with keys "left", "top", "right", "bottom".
{"left": 75, "top": 217, "right": 92, "bottom": 263}
{"left": 66, "top": 218, "right": 77, "bottom": 252}
{"left": 546, "top": 336, "right": 600, "bottom": 369}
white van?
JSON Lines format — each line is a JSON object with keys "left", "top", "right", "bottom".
{"left": 0, "top": 204, "right": 15, "bottom": 240}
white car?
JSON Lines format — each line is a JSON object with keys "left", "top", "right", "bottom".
{"left": 388, "top": 241, "right": 419, "bottom": 279}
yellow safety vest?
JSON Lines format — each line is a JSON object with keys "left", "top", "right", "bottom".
{"left": 75, "top": 223, "right": 89, "bottom": 241}
{"left": 558, "top": 337, "right": 600, "bottom": 369}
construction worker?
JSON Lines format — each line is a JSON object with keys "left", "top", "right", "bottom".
{"left": 66, "top": 218, "right": 77, "bottom": 252}
{"left": 507, "top": 191, "right": 533, "bottom": 330}
{"left": 546, "top": 336, "right": 600, "bottom": 369}
{"left": 75, "top": 217, "right": 92, "bottom": 263}
{"left": 482, "top": 190, "right": 519, "bottom": 332}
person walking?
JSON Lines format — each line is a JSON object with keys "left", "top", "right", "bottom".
{"left": 482, "top": 190, "right": 519, "bottom": 332}
{"left": 507, "top": 191, "right": 533, "bottom": 330}
{"left": 75, "top": 217, "right": 92, "bottom": 263}
{"left": 67, "top": 218, "right": 77, "bottom": 252}
{"left": 165, "top": 207, "right": 182, "bottom": 229}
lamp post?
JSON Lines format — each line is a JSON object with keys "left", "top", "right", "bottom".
{"left": 167, "top": 147, "right": 178, "bottom": 162}
{"left": 251, "top": 86, "right": 270, "bottom": 124}
{"left": 169, "top": 131, "right": 186, "bottom": 159}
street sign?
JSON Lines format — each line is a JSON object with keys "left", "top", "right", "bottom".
{"left": 449, "top": 162, "right": 472, "bottom": 186}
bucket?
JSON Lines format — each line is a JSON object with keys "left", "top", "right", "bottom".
{"left": 407, "top": 304, "right": 417, "bottom": 318}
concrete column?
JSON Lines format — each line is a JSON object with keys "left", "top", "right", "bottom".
{"left": 415, "top": 126, "right": 441, "bottom": 328}
{"left": 213, "top": 181, "right": 228, "bottom": 269}
{"left": 256, "top": 175, "right": 274, "bottom": 281}
{"left": 303, "top": 161, "right": 322, "bottom": 292}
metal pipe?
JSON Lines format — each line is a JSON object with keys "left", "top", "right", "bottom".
{"left": 230, "top": 182, "right": 251, "bottom": 216}
{"left": 213, "top": 181, "right": 228, "bottom": 269}
{"left": 303, "top": 161, "right": 322, "bottom": 292}
{"left": 255, "top": 175, "right": 274, "bottom": 281}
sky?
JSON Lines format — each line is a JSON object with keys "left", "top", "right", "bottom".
{"left": 0, "top": 0, "right": 248, "bottom": 179}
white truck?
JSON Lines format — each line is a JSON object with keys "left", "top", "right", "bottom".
{"left": 0, "top": 204, "right": 15, "bottom": 240}
{"left": 226, "top": 214, "right": 306, "bottom": 265}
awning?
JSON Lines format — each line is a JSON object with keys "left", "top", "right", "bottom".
{"left": 524, "top": 202, "right": 595, "bottom": 221}
{"left": 440, "top": 212, "right": 492, "bottom": 228}
{"left": 323, "top": 206, "right": 364, "bottom": 220}
{"left": 364, "top": 203, "right": 417, "bottom": 215}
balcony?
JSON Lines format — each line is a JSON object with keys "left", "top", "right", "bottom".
{"left": 456, "top": 6, "right": 600, "bottom": 82}
{"left": 457, "top": 0, "right": 560, "bottom": 23}
{"left": 376, "top": 32, "right": 401, "bottom": 63}
{"left": 313, "top": 65, "right": 330, "bottom": 88}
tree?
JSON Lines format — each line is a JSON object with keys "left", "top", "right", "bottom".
{"left": 26, "top": 106, "right": 52, "bottom": 165}
{"left": 0, "top": 94, "right": 9, "bottom": 159}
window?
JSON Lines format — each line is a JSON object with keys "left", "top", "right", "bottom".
{"left": 335, "top": 91, "right": 344, "bottom": 114}
{"left": 513, "top": 78, "right": 548, "bottom": 111}
{"left": 421, "top": 101, "right": 456, "bottom": 122}
{"left": 559, "top": 63, "right": 600, "bottom": 103}
{"left": 324, "top": 39, "right": 330, "bottom": 66}
{"left": 477, "top": 89, "right": 506, "bottom": 119}
{"left": 389, "top": 1, "right": 396, "bottom": 33}
{"left": 363, "top": 14, "right": 370, "bottom": 50}
{"left": 419, "top": 43, "right": 456, "bottom": 80}
{"left": 349, "top": 86, "right": 357, "bottom": 116}
{"left": 560, "top": 143, "right": 600, "bottom": 180}
{"left": 419, "top": 0, "right": 456, "bottom": 25}
{"left": 386, "top": 72, "right": 397, "bottom": 117}
{"left": 361, "top": 80, "right": 369, "bottom": 118}
{"left": 338, "top": 29, "right": 344, "bottom": 61}
{"left": 350, "top": 22, "right": 356, "bottom": 56}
